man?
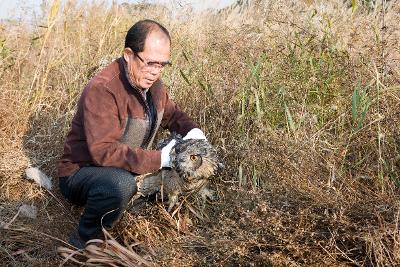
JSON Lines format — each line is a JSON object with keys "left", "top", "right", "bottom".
{"left": 57, "top": 20, "right": 206, "bottom": 249}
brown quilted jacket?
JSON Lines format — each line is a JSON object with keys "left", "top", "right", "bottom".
{"left": 57, "top": 57, "right": 198, "bottom": 177}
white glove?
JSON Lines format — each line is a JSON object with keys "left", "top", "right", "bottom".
{"left": 183, "top": 128, "right": 207, "bottom": 140}
{"left": 160, "top": 139, "right": 176, "bottom": 168}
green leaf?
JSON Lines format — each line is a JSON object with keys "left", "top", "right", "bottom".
{"left": 356, "top": 99, "right": 371, "bottom": 131}
{"left": 351, "top": 0, "right": 357, "bottom": 14}
{"left": 284, "top": 103, "right": 296, "bottom": 132}
{"left": 241, "top": 91, "right": 247, "bottom": 116}
{"left": 352, "top": 82, "right": 371, "bottom": 132}
{"left": 254, "top": 88, "right": 262, "bottom": 117}
{"left": 179, "top": 69, "right": 191, "bottom": 85}
{"left": 198, "top": 80, "right": 207, "bottom": 91}
{"left": 182, "top": 50, "right": 190, "bottom": 62}
{"left": 351, "top": 83, "right": 361, "bottom": 124}
{"left": 252, "top": 167, "right": 258, "bottom": 189}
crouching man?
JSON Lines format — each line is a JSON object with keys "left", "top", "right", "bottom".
{"left": 57, "top": 19, "right": 206, "bottom": 249}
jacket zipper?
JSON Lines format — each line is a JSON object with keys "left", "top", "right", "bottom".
{"left": 121, "top": 58, "right": 158, "bottom": 149}
{"left": 134, "top": 91, "right": 154, "bottom": 149}
{"left": 129, "top": 82, "right": 158, "bottom": 149}
{"left": 142, "top": 92, "right": 158, "bottom": 149}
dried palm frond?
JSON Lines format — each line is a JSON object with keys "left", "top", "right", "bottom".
{"left": 57, "top": 228, "right": 156, "bottom": 267}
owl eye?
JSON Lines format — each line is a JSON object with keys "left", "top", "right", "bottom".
{"left": 190, "top": 155, "right": 198, "bottom": 161}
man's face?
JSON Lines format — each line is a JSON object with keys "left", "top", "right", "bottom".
{"left": 124, "top": 31, "right": 171, "bottom": 89}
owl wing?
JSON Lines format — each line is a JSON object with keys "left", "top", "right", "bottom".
{"left": 136, "top": 172, "right": 162, "bottom": 197}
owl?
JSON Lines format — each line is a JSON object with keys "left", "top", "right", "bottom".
{"left": 129, "top": 134, "right": 223, "bottom": 212}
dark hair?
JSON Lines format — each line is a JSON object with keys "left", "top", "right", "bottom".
{"left": 125, "top": 19, "right": 171, "bottom": 53}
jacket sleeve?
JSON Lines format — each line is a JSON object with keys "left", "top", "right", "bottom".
{"left": 161, "top": 90, "right": 199, "bottom": 135}
{"left": 82, "top": 85, "right": 161, "bottom": 174}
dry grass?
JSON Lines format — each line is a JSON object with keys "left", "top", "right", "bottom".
{"left": 1, "top": 0, "right": 400, "bottom": 266}
{"left": 58, "top": 228, "right": 155, "bottom": 266}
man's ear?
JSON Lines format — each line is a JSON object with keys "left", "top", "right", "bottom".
{"left": 123, "top": 47, "right": 133, "bottom": 62}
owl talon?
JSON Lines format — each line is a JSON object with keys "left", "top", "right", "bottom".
{"left": 167, "top": 194, "right": 179, "bottom": 212}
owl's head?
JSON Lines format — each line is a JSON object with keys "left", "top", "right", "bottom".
{"left": 168, "top": 137, "right": 223, "bottom": 181}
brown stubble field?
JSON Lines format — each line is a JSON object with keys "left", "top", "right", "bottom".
{"left": 1, "top": 0, "right": 400, "bottom": 266}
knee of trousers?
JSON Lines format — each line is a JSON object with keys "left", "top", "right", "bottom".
{"left": 90, "top": 170, "right": 137, "bottom": 209}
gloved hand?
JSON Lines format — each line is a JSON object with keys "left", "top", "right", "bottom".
{"left": 183, "top": 128, "right": 207, "bottom": 140}
{"left": 160, "top": 139, "right": 176, "bottom": 168}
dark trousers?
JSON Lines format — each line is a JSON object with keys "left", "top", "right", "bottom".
{"left": 59, "top": 166, "right": 137, "bottom": 241}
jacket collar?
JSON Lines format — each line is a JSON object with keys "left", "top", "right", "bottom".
{"left": 119, "top": 57, "right": 148, "bottom": 99}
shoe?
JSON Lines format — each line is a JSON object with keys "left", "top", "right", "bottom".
{"left": 68, "top": 230, "right": 86, "bottom": 249}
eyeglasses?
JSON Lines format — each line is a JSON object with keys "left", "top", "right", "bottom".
{"left": 135, "top": 52, "right": 172, "bottom": 70}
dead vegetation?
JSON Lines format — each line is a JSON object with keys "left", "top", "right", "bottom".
{"left": 1, "top": 0, "right": 400, "bottom": 266}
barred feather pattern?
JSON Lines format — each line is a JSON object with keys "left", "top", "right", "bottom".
{"left": 130, "top": 135, "right": 223, "bottom": 212}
